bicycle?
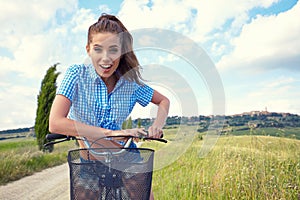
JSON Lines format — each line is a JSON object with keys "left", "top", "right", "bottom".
{"left": 45, "top": 132, "right": 167, "bottom": 200}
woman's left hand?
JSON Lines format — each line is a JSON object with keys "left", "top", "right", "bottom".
{"left": 147, "top": 125, "right": 163, "bottom": 139}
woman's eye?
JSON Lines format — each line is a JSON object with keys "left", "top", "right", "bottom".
{"left": 94, "top": 47, "right": 102, "bottom": 52}
{"left": 109, "top": 48, "right": 119, "bottom": 54}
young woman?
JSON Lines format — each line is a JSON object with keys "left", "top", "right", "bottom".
{"left": 49, "top": 13, "right": 169, "bottom": 200}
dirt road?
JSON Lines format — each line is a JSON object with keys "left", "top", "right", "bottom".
{"left": 0, "top": 163, "right": 69, "bottom": 200}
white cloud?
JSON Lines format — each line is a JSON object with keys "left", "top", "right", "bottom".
{"left": 0, "top": 0, "right": 81, "bottom": 130}
{"left": 0, "top": 4, "right": 95, "bottom": 79}
{"left": 118, "top": 0, "right": 194, "bottom": 31}
{"left": 118, "top": 0, "right": 283, "bottom": 59}
{"left": 247, "top": 78, "right": 300, "bottom": 114}
{"left": 98, "top": 4, "right": 112, "bottom": 14}
{"left": 211, "top": 42, "right": 226, "bottom": 57}
{"left": 187, "top": 0, "right": 279, "bottom": 41}
{"left": 70, "top": 8, "right": 97, "bottom": 33}
{"left": 0, "top": 0, "right": 81, "bottom": 78}
{"left": 223, "top": 73, "right": 300, "bottom": 115}
{"left": 0, "top": 82, "right": 38, "bottom": 130}
{"left": 265, "top": 77, "right": 296, "bottom": 88}
{"left": 1, "top": 33, "right": 67, "bottom": 79}
{"left": 217, "top": 1, "right": 300, "bottom": 72}
{"left": 158, "top": 54, "right": 179, "bottom": 64}
{"left": 0, "top": 0, "right": 77, "bottom": 46}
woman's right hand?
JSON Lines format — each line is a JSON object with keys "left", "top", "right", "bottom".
{"left": 122, "top": 128, "right": 148, "bottom": 138}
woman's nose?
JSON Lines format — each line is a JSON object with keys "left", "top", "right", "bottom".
{"left": 101, "top": 51, "right": 110, "bottom": 62}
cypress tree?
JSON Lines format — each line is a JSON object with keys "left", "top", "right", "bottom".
{"left": 137, "top": 118, "right": 142, "bottom": 128}
{"left": 127, "top": 116, "right": 133, "bottom": 129}
{"left": 122, "top": 116, "right": 133, "bottom": 129}
{"left": 35, "top": 63, "right": 60, "bottom": 152}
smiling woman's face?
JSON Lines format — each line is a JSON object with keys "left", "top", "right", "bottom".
{"left": 86, "top": 32, "right": 121, "bottom": 80}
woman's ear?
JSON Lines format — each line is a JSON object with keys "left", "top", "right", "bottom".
{"left": 86, "top": 44, "right": 90, "bottom": 55}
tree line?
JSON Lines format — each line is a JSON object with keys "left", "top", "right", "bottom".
{"left": 0, "top": 127, "right": 32, "bottom": 134}
{"left": 127, "top": 113, "right": 300, "bottom": 129}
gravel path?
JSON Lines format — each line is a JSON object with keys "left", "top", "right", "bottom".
{"left": 0, "top": 163, "right": 69, "bottom": 200}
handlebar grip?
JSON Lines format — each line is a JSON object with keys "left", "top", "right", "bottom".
{"left": 46, "top": 133, "right": 68, "bottom": 140}
{"left": 145, "top": 137, "right": 167, "bottom": 143}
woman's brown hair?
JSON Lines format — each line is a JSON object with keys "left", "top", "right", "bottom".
{"left": 87, "top": 13, "right": 143, "bottom": 84}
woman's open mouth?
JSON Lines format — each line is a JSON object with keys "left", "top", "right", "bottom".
{"left": 99, "top": 64, "right": 112, "bottom": 70}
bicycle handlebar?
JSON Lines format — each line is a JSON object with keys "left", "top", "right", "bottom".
{"left": 44, "top": 132, "right": 167, "bottom": 147}
{"left": 46, "top": 133, "right": 74, "bottom": 140}
{"left": 44, "top": 134, "right": 76, "bottom": 147}
{"left": 97, "top": 135, "right": 167, "bottom": 143}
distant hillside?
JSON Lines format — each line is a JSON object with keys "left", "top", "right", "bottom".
{"left": 164, "top": 111, "right": 300, "bottom": 128}
{"left": 0, "top": 127, "right": 35, "bottom": 141}
{"left": 0, "top": 127, "right": 33, "bottom": 134}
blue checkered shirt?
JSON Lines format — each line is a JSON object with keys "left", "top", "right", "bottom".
{"left": 57, "top": 64, "right": 154, "bottom": 130}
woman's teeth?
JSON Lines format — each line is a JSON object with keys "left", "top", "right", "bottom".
{"left": 100, "top": 64, "right": 111, "bottom": 69}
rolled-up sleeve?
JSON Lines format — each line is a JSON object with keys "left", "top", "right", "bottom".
{"left": 135, "top": 84, "right": 154, "bottom": 107}
{"left": 57, "top": 65, "right": 79, "bottom": 102}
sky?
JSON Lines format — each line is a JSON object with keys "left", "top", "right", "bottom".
{"left": 0, "top": 0, "right": 299, "bottom": 130}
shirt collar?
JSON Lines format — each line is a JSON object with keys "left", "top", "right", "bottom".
{"left": 86, "top": 63, "right": 127, "bottom": 88}
{"left": 87, "top": 64, "right": 100, "bottom": 83}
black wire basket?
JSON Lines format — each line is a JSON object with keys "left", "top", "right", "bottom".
{"left": 68, "top": 147, "right": 154, "bottom": 200}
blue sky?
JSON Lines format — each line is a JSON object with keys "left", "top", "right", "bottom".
{"left": 0, "top": 0, "right": 299, "bottom": 130}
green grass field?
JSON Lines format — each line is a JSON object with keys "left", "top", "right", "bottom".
{"left": 144, "top": 127, "right": 300, "bottom": 200}
{"left": 228, "top": 126, "right": 300, "bottom": 140}
{"left": 1, "top": 127, "right": 299, "bottom": 199}
{"left": 0, "top": 138, "right": 77, "bottom": 185}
